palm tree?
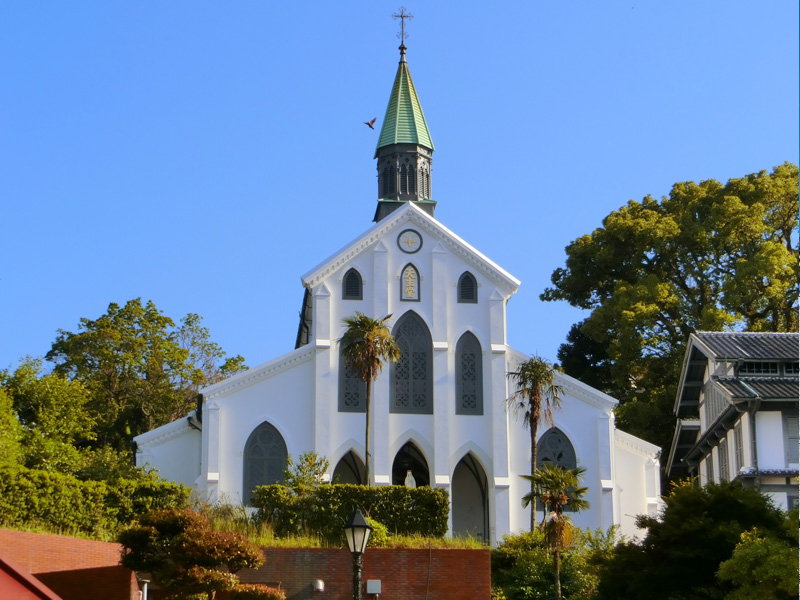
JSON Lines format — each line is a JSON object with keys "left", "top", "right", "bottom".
{"left": 338, "top": 312, "right": 400, "bottom": 486}
{"left": 522, "top": 462, "right": 589, "bottom": 600}
{"left": 507, "top": 356, "right": 562, "bottom": 525}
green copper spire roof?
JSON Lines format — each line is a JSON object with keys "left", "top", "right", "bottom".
{"left": 374, "top": 44, "right": 435, "bottom": 158}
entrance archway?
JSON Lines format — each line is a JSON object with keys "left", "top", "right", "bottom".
{"left": 332, "top": 451, "right": 366, "bottom": 485}
{"left": 451, "top": 454, "right": 489, "bottom": 541}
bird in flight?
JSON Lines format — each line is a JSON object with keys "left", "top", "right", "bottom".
{"left": 364, "top": 118, "right": 376, "bottom": 129}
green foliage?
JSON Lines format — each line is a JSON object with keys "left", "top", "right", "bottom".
{"left": 594, "top": 481, "right": 790, "bottom": 599}
{"left": 0, "top": 387, "right": 23, "bottom": 466}
{"left": 230, "top": 584, "right": 286, "bottom": 600}
{"left": 253, "top": 483, "right": 449, "bottom": 543}
{"left": 0, "top": 464, "right": 188, "bottom": 539}
{"left": 542, "top": 163, "right": 799, "bottom": 450}
{"left": 492, "top": 527, "right": 616, "bottom": 600}
{"left": 717, "top": 509, "right": 799, "bottom": 600}
{"left": 365, "top": 517, "right": 390, "bottom": 547}
{"left": 45, "top": 299, "right": 246, "bottom": 451}
{"left": 2, "top": 357, "right": 95, "bottom": 473}
{"left": 283, "top": 452, "right": 330, "bottom": 493}
{"left": 119, "top": 508, "right": 265, "bottom": 600}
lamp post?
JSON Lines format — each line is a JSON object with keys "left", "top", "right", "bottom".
{"left": 344, "top": 508, "right": 373, "bottom": 600}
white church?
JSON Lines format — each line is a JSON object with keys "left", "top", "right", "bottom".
{"left": 135, "top": 41, "right": 662, "bottom": 543}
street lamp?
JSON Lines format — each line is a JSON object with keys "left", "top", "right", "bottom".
{"left": 344, "top": 508, "right": 373, "bottom": 600}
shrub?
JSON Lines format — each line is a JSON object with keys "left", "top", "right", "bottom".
{"left": 230, "top": 583, "right": 286, "bottom": 600}
{"left": 0, "top": 464, "right": 188, "bottom": 538}
{"left": 252, "top": 483, "right": 449, "bottom": 543}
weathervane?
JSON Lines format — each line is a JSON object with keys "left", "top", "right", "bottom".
{"left": 393, "top": 6, "right": 413, "bottom": 43}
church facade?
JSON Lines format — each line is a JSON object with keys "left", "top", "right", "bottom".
{"left": 135, "top": 43, "right": 662, "bottom": 543}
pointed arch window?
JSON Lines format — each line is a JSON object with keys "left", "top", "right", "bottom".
{"left": 458, "top": 272, "right": 478, "bottom": 303}
{"left": 389, "top": 165, "right": 396, "bottom": 195}
{"left": 456, "top": 332, "right": 483, "bottom": 415}
{"left": 537, "top": 427, "right": 578, "bottom": 511}
{"left": 400, "top": 163, "right": 409, "bottom": 195}
{"left": 400, "top": 263, "right": 420, "bottom": 302}
{"left": 391, "top": 312, "right": 433, "bottom": 414}
{"left": 342, "top": 268, "right": 363, "bottom": 300}
{"left": 243, "top": 422, "right": 287, "bottom": 505}
{"left": 339, "top": 357, "right": 366, "bottom": 412}
{"left": 381, "top": 167, "right": 390, "bottom": 197}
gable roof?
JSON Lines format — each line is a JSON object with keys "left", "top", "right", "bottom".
{"left": 301, "top": 202, "right": 520, "bottom": 294}
{"left": 692, "top": 331, "right": 798, "bottom": 360}
{"left": 0, "top": 551, "right": 65, "bottom": 600}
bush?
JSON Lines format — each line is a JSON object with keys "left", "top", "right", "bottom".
{"left": 252, "top": 483, "right": 449, "bottom": 543}
{"left": 230, "top": 583, "right": 286, "bottom": 600}
{"left": 0, "top": 464, "right": 188, "bottom": 538}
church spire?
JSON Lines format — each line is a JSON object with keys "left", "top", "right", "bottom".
{"left": 373, "top": 12, "right": 436, "bottom": 222}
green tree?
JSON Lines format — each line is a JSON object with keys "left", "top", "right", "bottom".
{"left": 594, "top": 481, "right": 790, "bottom": 600}
{"left": 1, "top": 358, "right": 95, "bottom": 473}
{"left": 542, "top": 163, "right": 799, "bottom": 450}
{"left": 338, "top": 313, "right": 400, "bottom": 486}
{"left": 507, "top": 356, "right": 562, "bottom": 523}
{"left": 522, "top": 463, "right": 590, "bottom": 600}
{"left": 283, "top": 452, "right": 330, "bottom": 493}
{"left": 0, "top": 388, "right": 23, "bottom": 467}
{"left": 45, "top": 299, "right": 245, "bottom": 451}
{"left": 717, "top": 516, "right": 799, "bottom": 600}
{"left": 119, "top": 508, "right": 270, "bottom": 600}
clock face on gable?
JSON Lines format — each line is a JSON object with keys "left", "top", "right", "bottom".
{"left": 397, "top": 229, "right": 422, "bottom": 253}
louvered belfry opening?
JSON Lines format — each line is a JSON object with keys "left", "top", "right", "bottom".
{"left": 458, "top": 272, "right": 478, "bottom": 303}
{"left": 343, "top": 268, "right": 363, "bottom": 300}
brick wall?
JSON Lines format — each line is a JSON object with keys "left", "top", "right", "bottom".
{"left": 0, "top": 529, "right": 491, "bottom": 600}
{"left": 233, "top": 547, "right": 491, "bottom": 600}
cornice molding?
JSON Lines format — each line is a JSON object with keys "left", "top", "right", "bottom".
{"left": 615, "top": 429, "right": 661, "bottom": 457}
{"left": 202, "top": 346, "right": 316, "bottom": 400}
{"left": 136, "top": 416, "right": 195, "bottom": 448}
{"left": 301, "top": 203, "right": 520, "bottom": 293}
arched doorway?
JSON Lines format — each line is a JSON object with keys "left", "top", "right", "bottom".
{"left": 392, "top": 442, "right": 430, "bottom": 487}
{"left": 332, "top": 451, "right": 366, "bottom": 485}
{"left": 243, "top": 421, "right": 288, "bottom": 505}
{"left": 452, "top": 454, "right": 489, "bottom": 541}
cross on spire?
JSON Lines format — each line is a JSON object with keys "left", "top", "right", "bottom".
{"left": 393, "top": 6, "right": 413, "bottom": 43}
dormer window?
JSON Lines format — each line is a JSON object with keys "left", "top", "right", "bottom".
{"left": 458, "top": 272, "right": 477, "bottom": 303}
{"left": 342, "top": 268, "right": 363, "bottom": 300}
{"left": 738, "top": 362, "right": 779, "bottom": 375}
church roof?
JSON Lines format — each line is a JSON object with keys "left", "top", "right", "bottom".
{"left": 301, "top": 201, "right": 520, "bottom": 294}
{"left": 374, "top": 45, "right": 434, "bottom": 157}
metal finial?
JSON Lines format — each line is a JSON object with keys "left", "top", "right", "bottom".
{"left": 393, "top": 6, "right": 413, "bottom": 45}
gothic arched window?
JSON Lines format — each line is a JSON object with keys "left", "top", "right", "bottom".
{"left": 381, "top": 166, "right": 389, "bottom": 197}
{"left": 456, "top": 332, "right": 483, "bottom": 415}
{"left": 400, "top": 163, "right": 409, "bottom": 195}
{"left": 537, "top": 427, "right": 578, "bottom": 511}
{"left": 400, "top": 263, "right": 420, "bottom": 302}
{"left": 389, "top": 165, "right": 396, "bottom": 195}
{"left": 339, "top": 357, "right": 366, "bottom": 412}
{"left": 243, "top": 422, "right": 287, "bottom": 505}
{"left": 342, "top": 268, "right": 363, "bottom": 300}
{"left": 391, "top": 312, "right": 433, "bottom": 414}
{"left": 458, "top": 272, "right": 478, "bottom": 303}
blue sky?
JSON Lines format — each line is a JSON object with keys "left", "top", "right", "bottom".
{"left": 1, "top": 2, "right": 798, "bottom": 372}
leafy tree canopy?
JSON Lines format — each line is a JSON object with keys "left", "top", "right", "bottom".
{"left": 45, "top": 299, "right": 246, "bottom": 451}
{"left": 119, "top": 508, "right": 269, "bottom": 600}
{"left": 0, "top": 388, "right": 23, "bottom": 467}
{"left": 594, "top": 481, "right": 791, "bottom": 600}
{"left": 542, "top": 163, "right": 799, "bottom": 449}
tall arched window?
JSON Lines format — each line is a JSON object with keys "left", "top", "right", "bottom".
{"left": 537, "top": 427, "right": 578, "bottom": 511}
{"left": 537, "top": 427, "right": 576, "bottom": 470}
{"left": 458, "top": 272, "right": 478, "bottom": 303}
{"left": 391, "top": 312, "right": 433, "bottom": 414}
{"left": 342, "top": 268, "right": 363, "bottom": 300}
{"left": 243, "top": 422, "right": 288, "bottom": 505}
{"left": 388, "top": 165, "right": 396, "bottom": 195}
{"left": 339, "top": 357, "right": 366, "bottom": 412}
{"left": 400, "top": 163, "right": 409, "bottom": 195}
{"left": 456, "top": 332, "right": 483, "bottom": 415}
{"left": 381, "top": 166, "right": 389, "bottom": 197}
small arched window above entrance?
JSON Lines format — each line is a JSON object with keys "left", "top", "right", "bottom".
{"left": 458, "top": 272, "right": 478, "bottom": 303}
{"left": 342, "top": 268, "right": 363, "bottom": 300}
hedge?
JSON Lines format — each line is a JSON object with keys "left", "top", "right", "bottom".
{"left": 252, "top": 484, "right": 449, "bottom": 542}
{"left": 0, "top": 465, "right": 189, "bottom": 538}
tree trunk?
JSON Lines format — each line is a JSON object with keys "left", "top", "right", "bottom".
{"left": 530, "top": 416, "right": 539, "bottom": 529}
{"left": 364, "top": 378, "right": 372, "bottom": 486}
{"left": 553, "top": 548, "right": 562, "bottom": 600}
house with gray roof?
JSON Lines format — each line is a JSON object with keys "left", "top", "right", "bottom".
{"left": 666, "top": 331, "right": 799, "bottom": 509}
